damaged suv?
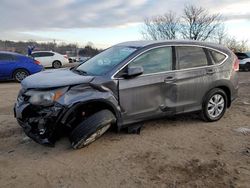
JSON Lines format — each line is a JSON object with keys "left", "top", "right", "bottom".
{"left": 14, "top": 40, "right": 239, "bottom": 149}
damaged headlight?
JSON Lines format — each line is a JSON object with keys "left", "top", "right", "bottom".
{"left": 25, "top": 87, "right": 68, "bottom": 106}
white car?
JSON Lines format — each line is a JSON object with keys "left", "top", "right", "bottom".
{"left": 235, "top": 52, "right": 250, "bottom": 71}
{"left": 31, "top": 51, "right": 69, "bottom": 68}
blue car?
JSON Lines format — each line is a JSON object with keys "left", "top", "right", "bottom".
{"left": 0, "top": 51, "right": 43, "bottom": 82}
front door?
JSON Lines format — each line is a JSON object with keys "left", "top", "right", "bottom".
{"left": 117, "top": 46, "right": 176, "bottom": 125}
{"left": 0, "top": 53, "right": 16, "bottom": 79}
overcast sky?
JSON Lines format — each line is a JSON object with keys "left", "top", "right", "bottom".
{"left": 0, "top": 0, "right": 249, "bottom": 48}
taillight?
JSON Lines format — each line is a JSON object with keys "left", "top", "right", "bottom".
{"left": 34, "top": 60, "right": 40, "bottom": 65}
{"left": 63, "top": 55, "right": 68, "bottom": 59}
{"left": 233, "top": 57, "right": 239, "bottom": 72}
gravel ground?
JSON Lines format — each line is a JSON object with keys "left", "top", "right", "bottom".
{"left": 0, "top": 72, "right": 249, "bottom": 188}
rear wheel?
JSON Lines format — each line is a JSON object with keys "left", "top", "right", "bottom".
{"left": 244, "top": 62, "right": 250, "bottom": 71}
{"left": 200, "top": 88, "right": 227, "bottom": 122}
{"left": 52, "top": 61, "right": 62, "bottom": 69}
{"left": 70, "top": 110, "right": 116, "bottom": 149}
{"left": 13, "top": 69, "right": 29, "bottom": 82}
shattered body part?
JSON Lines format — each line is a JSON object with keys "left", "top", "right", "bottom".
{"left": 15, "top": 98, "right": 65, "bottom": 146}
{"left": 14, "top": 69, "right": 121, "bottom": 146}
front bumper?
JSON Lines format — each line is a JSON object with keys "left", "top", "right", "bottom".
{"left": 14, "top": 102, "right": 64, "bottom": 146}
{"left": 17, "top": 118, "right": 54, "bottom": 146}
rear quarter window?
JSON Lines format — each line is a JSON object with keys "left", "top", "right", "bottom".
{"left": 209, "top": 50, "right": 227, "bottom": 64}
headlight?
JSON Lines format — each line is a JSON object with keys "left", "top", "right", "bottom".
{"left": 25, "top": 87, "right": 68, "bottom": 106}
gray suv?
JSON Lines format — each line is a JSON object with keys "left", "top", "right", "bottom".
{"left": 14, "top": 40, "right": 239, "bottom": 149}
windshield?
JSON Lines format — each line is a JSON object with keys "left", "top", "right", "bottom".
{"left": 246, "top": 52, "right": 250, "bottom": 58}
{"left": 75, "top": 46, "right": 138, "bottom": 76}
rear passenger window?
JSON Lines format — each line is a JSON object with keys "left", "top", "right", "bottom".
{"left": 0, "top": 54, "right": 15, "bottom": 61}
{"left": 176, "top": 46, "right": 208, "bottom": 69}
{"left": 32, "top": 52, "right": 54, "bottom": 57}
{"left": 31, "top": 53, "right": 39, "bottom": 58}
{"left": 129, "top": 47, "right": 172, "bottom": 74}
{"left": 210, "top": 50, "right": 226, "bottom": 64}
{"left": 42, "top": 52, "right": 54, "bottom": 57}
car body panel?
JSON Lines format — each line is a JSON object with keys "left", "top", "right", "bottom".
{"left": 119, "top": 72, "right": 176, "bottom": 125}
{"left": 240, "top": 58, "right": 250, "bottom": 65}
{"left": 21, "top": 68, "right": 94, "bottom": 89}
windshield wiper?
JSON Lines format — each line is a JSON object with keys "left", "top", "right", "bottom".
{"left": 73, "top": 69, "right": 88, "bottom": 75}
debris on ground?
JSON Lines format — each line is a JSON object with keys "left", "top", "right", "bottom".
{"left": 234, "top": 127, "right": 250, "bottom": 135}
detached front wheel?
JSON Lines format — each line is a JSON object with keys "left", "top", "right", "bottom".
{"left": 70, "top": 110, "right": 116, "bottom": 149}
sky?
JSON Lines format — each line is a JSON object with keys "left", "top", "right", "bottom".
{"left": 0, "top": 0, "right": 250, "bottom": 48}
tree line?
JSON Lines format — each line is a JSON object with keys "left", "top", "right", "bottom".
{"left": 141, "top": 5, "right": 249, "bottom": 52}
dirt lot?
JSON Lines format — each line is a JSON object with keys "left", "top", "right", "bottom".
{"left": 0, "top": 72, "right": 250, "bottom": 188}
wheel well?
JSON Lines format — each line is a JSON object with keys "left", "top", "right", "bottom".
{"left": 12, "top": 68, "right": 30, "bottom": 78}
{"left": 63, "top": 101, "right": 119, "bottom": 129}
{"left": 53, "top": 60, "right": 62, "bottom": 64}
{"left": 216, "top": 86, "right": 231, "bottom": 108}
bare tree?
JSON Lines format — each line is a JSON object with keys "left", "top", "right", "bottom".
{"left": 180, "top": 5, "right": 222, "bottom": 41}
{"left": 141, "top": 12, "right": 179, "bottom": 40}
{"left": 214, "top": 25, "right": 227, "bottom": 44}
{"left": 223, "top": 37, "right": 249, "bottom": 52}
{"left": 141, "top": 5, "right": 223, "bottom": 42}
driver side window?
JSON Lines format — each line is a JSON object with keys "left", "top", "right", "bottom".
{"left": 129, "top": 47, "right": 173, "bottom": 74}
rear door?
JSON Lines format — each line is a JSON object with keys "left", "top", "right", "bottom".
{"left": 0, "top": 53, "right": 17, "bottom": 80}
{"left": 173, "top": 45, "right": 212, "bottom": 113}
{"left": 117, "top": 46, "right": 176, "bottom": 125}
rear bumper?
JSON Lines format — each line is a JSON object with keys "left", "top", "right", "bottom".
{"left": 30, "top": 65, "right": 44, "bottom": 74}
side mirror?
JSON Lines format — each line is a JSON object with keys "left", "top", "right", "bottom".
{"left": 124, "top": 66, "right": 143, "bottom": 78}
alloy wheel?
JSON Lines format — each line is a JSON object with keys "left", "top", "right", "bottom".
{"left": 207, "top": 94, "right": 225, "bottom": 118}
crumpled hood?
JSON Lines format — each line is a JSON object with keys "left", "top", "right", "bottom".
{"left": 21, "top": 68, "right": 94, "bottom": 89}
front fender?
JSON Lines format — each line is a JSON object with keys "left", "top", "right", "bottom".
{"left": 57, "top": 85, "right": 122, "bottom": 129}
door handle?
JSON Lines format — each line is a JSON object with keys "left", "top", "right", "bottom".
{"left": 164, "top": 76, "right": 175, "bottom": 83}
{"left": 206, "top": 69, "right": 215, "bottom": 75}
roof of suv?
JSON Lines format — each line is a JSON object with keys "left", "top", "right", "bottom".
{"left": 116, "top": 40, "right": 229, "bottom": 52}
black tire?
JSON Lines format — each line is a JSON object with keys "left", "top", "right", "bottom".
{"left": 13, "top": 69, "right": 29, "bottom": 82}
{"left": 244, "top": 62, "right": 250, "bottom": 71}
{"left": 70, "top": 110, "right": 116, "bottom": 149}
{"left": 200, "top": 88, "right": 227, "bottom": 122}
{"left": 52, "top": 61, "right": 62, "bottom": 69}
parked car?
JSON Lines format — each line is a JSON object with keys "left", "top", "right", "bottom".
{"left": 14, "top": 40, "right": 239, "bottom": 149}
{"left": 235, "top": 52, "right": 250, "bottom": 71}
{"left": 78, "top": 56, "right": 91, "bottom": 63}
{"left": 0, "top": 51, "right": 43, "bottom": 82}
{"left": 68, "top": 56, "right": 91, "bottom": 64}
{"left": 31, "top": 51, "right": 69, "bottom": 68}
{"left": 68, "top": 57, "right": 77, "bottom": 63}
